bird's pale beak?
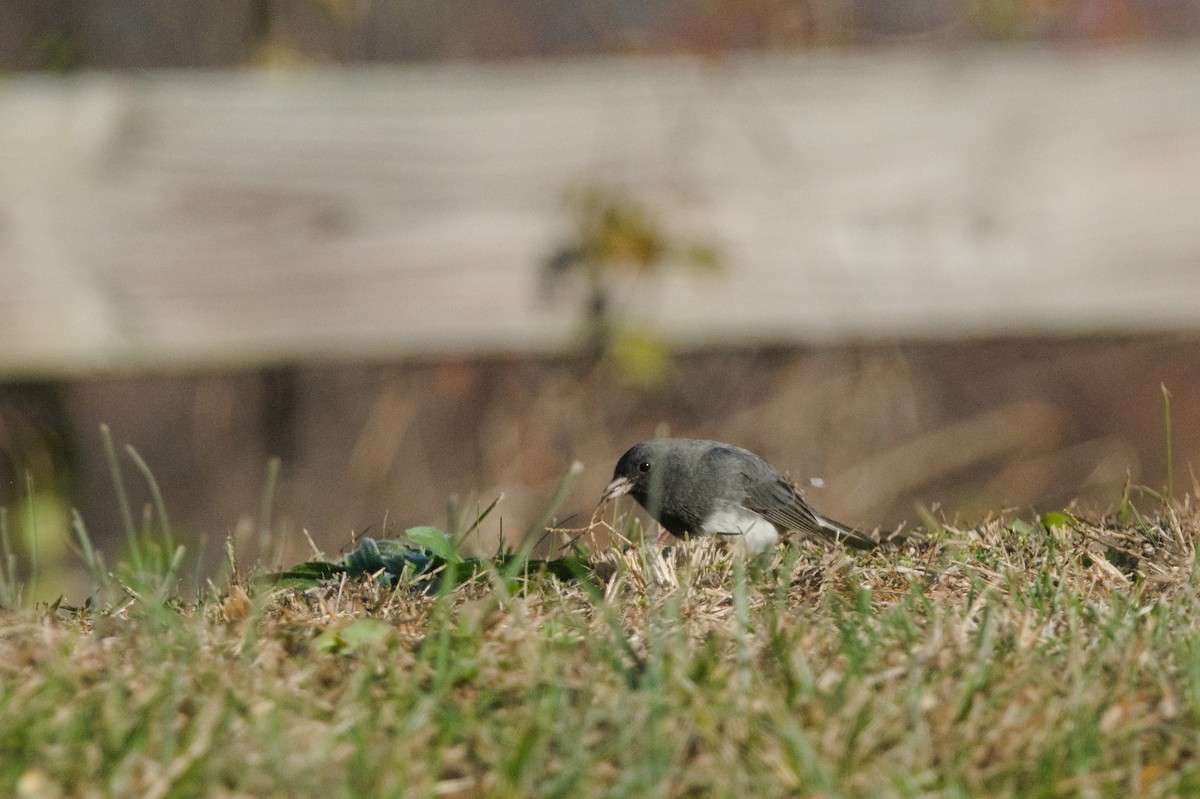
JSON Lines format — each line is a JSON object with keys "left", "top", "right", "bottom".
{"left": 602, "top": 476, "right": 633, "bottom": 502}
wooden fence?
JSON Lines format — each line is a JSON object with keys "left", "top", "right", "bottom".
{"left": 2, "top": 49, "right": 1200, "bottom": 378}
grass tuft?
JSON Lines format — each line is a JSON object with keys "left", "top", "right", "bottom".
{"left": 3, "top": 481, "right": 1200, "bottom": 796}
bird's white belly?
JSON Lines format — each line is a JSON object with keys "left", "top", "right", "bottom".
{"left": 701, "top": 507, "right": 781, "bottom": 554}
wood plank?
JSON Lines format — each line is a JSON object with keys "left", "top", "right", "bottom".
{"left": 2, "top": 50, "right": 1199, "bottom": 376}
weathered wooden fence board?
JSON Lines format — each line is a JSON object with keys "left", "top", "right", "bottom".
{"left": 2, "top": 50, "right": 1199, "bottom": 376}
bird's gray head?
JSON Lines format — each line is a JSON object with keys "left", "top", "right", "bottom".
{"left": 601, "top": 438, "right": 718, "bottom": 533}
{"left": 602, "top": 439, "right": 674, "bottom": 506}
{"left": 600, "top": 436, "right": 710, "bottom": 511}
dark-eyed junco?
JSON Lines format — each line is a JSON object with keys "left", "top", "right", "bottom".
{"left": 602, "top": 438, "right": 876, "bottom": 554}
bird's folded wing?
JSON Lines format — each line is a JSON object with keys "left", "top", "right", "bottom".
{"left": 745, "top": 479, "right": 823, "bottom": 534}
{"left": 746, "top": 479, "right": 877, "bottom": 550}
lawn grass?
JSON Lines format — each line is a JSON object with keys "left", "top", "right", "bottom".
{"left": 3, "top": 491, "right": 1200, "bottom": 798}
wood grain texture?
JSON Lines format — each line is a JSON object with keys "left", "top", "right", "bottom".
{"left": 2, "top": 50, "right": 1199, "bottom": 377}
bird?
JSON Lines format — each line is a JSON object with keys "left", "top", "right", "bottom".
{"left": 602, "top": 438, "right": 876, "bottom": 554}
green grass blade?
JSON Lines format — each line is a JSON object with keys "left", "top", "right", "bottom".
{"left": 1162, "top": 383, "right": 1174, "bottom": 502}
{"left": 125, "top": 444, "right": 174, "bottom": 552}
{"left": 23, "top": 470, "right": 38, "bottom": 604}
{"left": 71, "top": 509, "right": 110, "bottom": 597}
{"left": 516, "top": 460, "right": 584, "bottom": 566}
{"left": 454, "top": 493, "right": 503, "bottom": 549}
{"left": 100, "top": 424, "right": 141, "bottom": 573}
{"left": 257, "top": 456, "right": 281, "bottom": 565}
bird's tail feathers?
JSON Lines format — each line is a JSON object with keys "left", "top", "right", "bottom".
{"left": 814, "top": 514, "right": 878, "bottom": 550}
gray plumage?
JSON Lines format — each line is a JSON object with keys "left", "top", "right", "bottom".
{"left": 603, "top": 438, "right": 876, "bottom": 553}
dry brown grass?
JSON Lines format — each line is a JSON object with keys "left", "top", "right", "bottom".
{"left": 3, "top": 492, "right": 1200, "bottom": 797}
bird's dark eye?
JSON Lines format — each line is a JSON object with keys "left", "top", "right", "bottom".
{"left": 638, "top": 461, "right": 651, "bottom": 474}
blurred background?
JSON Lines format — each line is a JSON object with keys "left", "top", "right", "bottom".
{"left": 2, "top": 0, "right": 1200, "bottom": 601}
